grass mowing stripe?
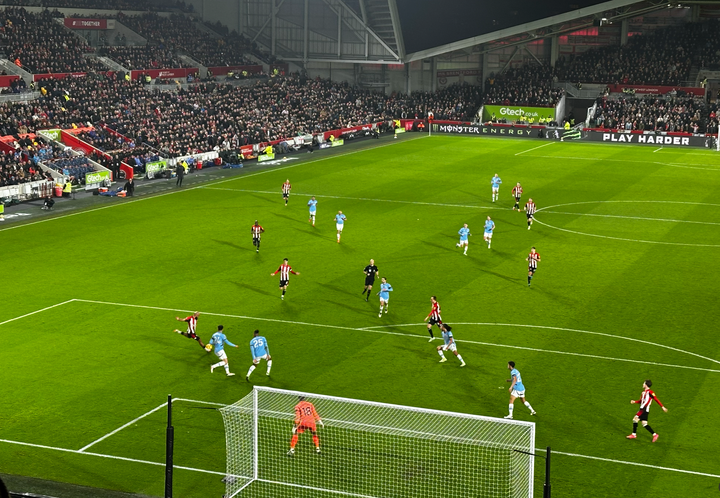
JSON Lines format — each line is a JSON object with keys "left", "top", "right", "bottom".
{"left": 71, "top": 299, "right": 720, "bottom": 373}
{"left": 78, "top": 402, "right": 168, "bottom": 452}
{"left": 539, "top": 210, "right": 720, "bottom": 226}
{"left": 200, "top": 187, "right": 504, "bottom": 211}
{"left": 523, "top": 154, "right": 720, "bottom": 170}
{"left": 0, "top": 135, "right": 428, "bottom": 234}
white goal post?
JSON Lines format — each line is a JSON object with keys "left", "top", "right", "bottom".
{"left": 219, "top": 386, "right": 536, "bottom": 498}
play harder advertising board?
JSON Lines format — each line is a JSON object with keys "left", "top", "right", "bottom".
{"left": 482, "top": 105, "right": 556, "bottom": 122}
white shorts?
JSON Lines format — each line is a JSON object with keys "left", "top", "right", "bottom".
{"left": 492, "top": 187, "right": 499, "bottom": 193}
{"left": 336, "top": 223, "right": 344, "bottom": 231}
{"left": 484, "top": 232, "right": 493, "bottom": 239}
{"left": 309, "top": 211, "right": 316, "bottom": 218}
{"left": 443, "top": 343, "right": 457, "bottom": 353}
{"left": 379, "top": 296, "right": 389, "bottom": 303}
{"left": 458, "top": 239, "right": 468, "bottom": 246}
{"left": 511, "top": 389, "right": 525, "bottom": 398}
{"left": 215, "top": 349, "right": 228, "bottom": 361}
{"left": 253, "top": 354, "right": 269, "bottom": 363}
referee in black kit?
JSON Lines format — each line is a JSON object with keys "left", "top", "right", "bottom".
{"left": 361, "top": 259, "right": 379, "bottom": 301}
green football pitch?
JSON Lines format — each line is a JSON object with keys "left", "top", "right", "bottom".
{"left": 2, "top": 135, "right": 720, "bottom": 498}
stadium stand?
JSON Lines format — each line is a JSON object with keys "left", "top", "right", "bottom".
{"left": 0, "top": 7, "right": 106, "bottom": 74}
{"left": 592, "top": 95, "right": 708, "bottom": 132}
{"left": 0, "top": 151, "right": 48, "bottom": 186}
{"left": 104, "top": 45, "right": 189, "bottom": 70}
{"left": 483, "top": 65, "right": 563, "bottom": 107}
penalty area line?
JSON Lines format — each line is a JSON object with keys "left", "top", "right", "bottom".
{"left": 73, "top": 299, "right": 720, "bottom": 373}
{"left": 515, "top": 142, "right": 553, "bottom": 156}
{"left": 0, "top": 299, "right": 76, "bottom": 327}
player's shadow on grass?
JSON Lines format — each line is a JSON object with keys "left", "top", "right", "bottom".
{"left": 323, "top": 283, "right": 356, "bottom": 297}
{"left": 273, "top": 212, "right": 306, "bottom": 225}
{"left": 251, "top": 193, "right": 276, "bottom": 204}
{"left": 293, "top": 226, "right": 334, "bottom": 241}
{"left": 212, "top": 239, "right": 251, "bottom": 251}
{"left": 421, "top": 239, "right": 456, "bottom": 253}
{"left": 232, "top": 281, "right": 276, "bottom": 297}
{"left": 321, "top": 299, "right": 367, "bottom": 314}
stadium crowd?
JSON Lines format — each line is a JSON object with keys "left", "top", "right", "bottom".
{"left": 0, "top": 0, "right": 193, "bottom": 11}
{"left": 0, "top": 7, "right": 106, "bottom": 74}
{"left": 483, "top": 65, "right": 563, "bottom": 107}
{"left": 592, "top": 95, "right": 708, "bottom": 132}
{"left": 103, "top": 46, "right": 189, "bottom": 70}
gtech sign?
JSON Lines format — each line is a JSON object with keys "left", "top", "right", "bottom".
{"left": 483, "top": 105, "right": 555, "bottom": 122}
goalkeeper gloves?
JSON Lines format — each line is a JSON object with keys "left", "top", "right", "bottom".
{"left": 292, "top": 426, "right": 297, "bottom": 434}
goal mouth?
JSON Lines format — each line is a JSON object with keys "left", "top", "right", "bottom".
{"left": 219, "top": 387, "right": 536, "bottom": 498}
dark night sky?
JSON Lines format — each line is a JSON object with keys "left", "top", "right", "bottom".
{"left": 396, "top": 0, "right": 612, "bottom": 54}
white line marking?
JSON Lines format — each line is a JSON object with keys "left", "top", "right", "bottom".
{"left": 547, "top": 449, "right": 720, "bottom": 479}
{"left": 78, "top": 402, "right": 167, "bottom": 452}
{"left": 515, "top": 142, "right": 553, "bottom": 156}
{"left": 0, "top": 136, "right": 426, "bottom": 233}
{"left": 535, "top": 200, "right": 720, "bottom": 247}
{"left": 0, "top": 438, "right": 228, "bottom": 476}
{"left": 0, "top": 299, "right": 76, "bottom": 327}
{"left": 201, "top": 187, "right": 502, "bottom": 211}
{"left": 653, "top": 147, "right": 663, "bottom": 153}
{"left": 72, "top": 299, "right": 720, "bottom": 373}
{"left": 525, "top": 154, "right": 720, "bottom": 171}
{"left": 540, "top": 210, "right": 720, "bottom": 227}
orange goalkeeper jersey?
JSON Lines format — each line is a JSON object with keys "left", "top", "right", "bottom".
{"left": 294, "top": 401, "right": 320, "bottom": 426}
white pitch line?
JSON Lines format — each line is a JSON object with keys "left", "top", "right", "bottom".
{"left": 653, "top": 146, "right": 663, "bottom": 153}
{"left": 78, "top": 401, "right": 168, "bottom": 452}
{"left": 72, "top": 299, "right": 720, "bottom": 373}
{"left": 540, "top": 210, "right": 720, "bottom": 227}
{"left": 520, "top": 154, "right": 720, "bottom": 171}
{"left": 201, "top": 187, "right": 502, "bottom": 211}
{"left": 0, "top": 299, "right": 76, "bottom": 327}
{"left": 548, "top": 449, "right": 720, "bottom": 479}
{"left": 515, "top": 142, "right": 553, "bottom": 156}
{"left": 0, "top": 136, "right": 427, "bottom": 234}
{"left": 0, "top": 438, "right": 228, "bottom": 476}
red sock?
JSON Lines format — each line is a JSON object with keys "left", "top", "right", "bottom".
{"left": 312, "top": 435, "right": 320, "bottom": 448}
{"left": 290, "top": 435, "right": 298, "bottom": 449}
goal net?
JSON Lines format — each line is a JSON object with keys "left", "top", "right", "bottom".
{"left": 219, "top": 386, "right": 536, "bottom": 498}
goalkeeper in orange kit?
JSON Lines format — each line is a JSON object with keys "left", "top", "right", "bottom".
{"left": 288, "top": 396, "right": 324, "bottom": 455}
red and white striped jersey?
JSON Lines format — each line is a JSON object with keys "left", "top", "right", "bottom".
{"left": 282, "top": 182, "right": 292, "bottom": 194}
{"left": 512, "top": 185, "right": 523, "bottom": 198}
{"left": 525, "top": 201, "right": 536, "bottom": 214}
{"left": 273, "top": 264, "right": 297, "bottom": 280}
{"left": 251, "top": 224, "right": 264, "bottom": 237}
{"left": 183, "top": 315, "right": 198, "bottom": 334}
{"left": 528, "top": 251, "right": 540, "bottom": 269}
{"left": 636, "top": 388, "right": 664, "bottom": 413}
{"left": 428, "top": 302, "right": 442, "bottom": 321}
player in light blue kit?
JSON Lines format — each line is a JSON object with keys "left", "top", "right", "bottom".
{"left": 456, "top": 223, "right": 471, "bottom": 255}
{"left": 307, "top": 196, "right": 317, "bottom": 226}
{"left": 483, "top": 216, "right": 495, "bottom": 249}
{"left": 504, "top": 361, "right": 536, "bottom": 419}
{"left": 209, "top": 325, "right": 239, "bottom": 377}
{"left": 436, "top": 324, "right": 465, "bottom": 367}
{"left": 377, "top": 277, "right": 393, "bottom": 317}
{"left": 246, "top": 329, "right": 272, "bottom": 381}
{"left": 491, "top": 174, "right": 502, "bottom": 202}
{"left": 335, "top": 210, "right": 347, "bottom": 243}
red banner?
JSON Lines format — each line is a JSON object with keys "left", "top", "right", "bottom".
{"left": 0, "top": 75, "right": 20, "bottom": 87}
{"left": 607, "top": 84, "right": 705, "bottom": 95}
{"left": 64, "top": 18, "right": 107, "bottom": 29}
{"left": 33, "top": 72, "right": 87, "bottom": 82}
{"left": 130, "top": 68, "right": 198, "bottom": 80}
{"left": 322, "top": 123, "right": 381, "bottom": 141}
{"left": 207, "top": 65, "right": 263, "bottom": 76}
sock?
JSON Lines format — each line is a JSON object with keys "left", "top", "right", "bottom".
{"left": 290, "top": 435, "right": 298, "bottom": 449}
{"left": 528, "top": 221, "right": 531, "bottom": 227}
{"left": 282, "top": 290, "right": 286, "bottom": 296}
{"left": 362, "top": 288, "right": 366, "bottom": 294}
{"left": 213, "top": 361, "right": 224, "bottom": 369}
{"left": 508, "top": 404, "right": 514, "bottom": 417}
{"left": 456, "top": 354, "right": 464, "bottom": 363}
{"left": 428, "top": 329, "right": 434, "bottom": 339}
{"left": 437, "top": 349, "right": 445, "bottom": 358}
{"left": 645, "top": 425, "right": 655, "bottom": 435}
{"left": 312, "top": 435, "right": 320, "bottom": 448}
{"left": 632, "top": 422, "right": 638, "bottom": 434}
{"left": 224, "top": 363, "right": 230, "bottom": 374}
{"left": 247, "top": 365, "right": 256, "bottom": 377}
{"left": 524, "top": 400, "right": 534, "bottom": 412}
{"left": 266, "top": 360, "right": 272, "bottom": 375}
{"left": 337, "top": 233, "right": 340, "bottom": 241}
{"left": 528, "top": 276, "right": 531, "bottom": 284}
{"left": 463, "top": 247, "right": 467, "bottom": 254}
{"left": 384, "top": 304, "right": 388, "bottom": 311}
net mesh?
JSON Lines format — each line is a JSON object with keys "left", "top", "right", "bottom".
{"left": 219, "top": 387, "right": 535, "bottom": 498}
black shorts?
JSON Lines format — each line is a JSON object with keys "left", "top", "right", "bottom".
{"left": 428, "top": 317, "right": 442, "bottom": 326}
{"left": 528, "top": 266, "right": 536, "bottom": 274}
{"left": 515, "top": 196, "right": 522, "bottom": 202}
{"left": 637, "top": 411, "right": 649, "bottom": 421}
{"left": 279, "top": 279, "right": 289, "bottom": 288}
{"left": 253, "top": 236, "right": 260, "bottom": 245}
{"left": 365, "top": 276, "right": 375, "bottom": 286}
{"left": 282, "top": 192, "right": 289, "bottom": 199}
{"left": 526, "top": 213, "right": 534, "bottom": 220}
{"left": 186, "top": 331, "right": 198, "bottom": 340}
